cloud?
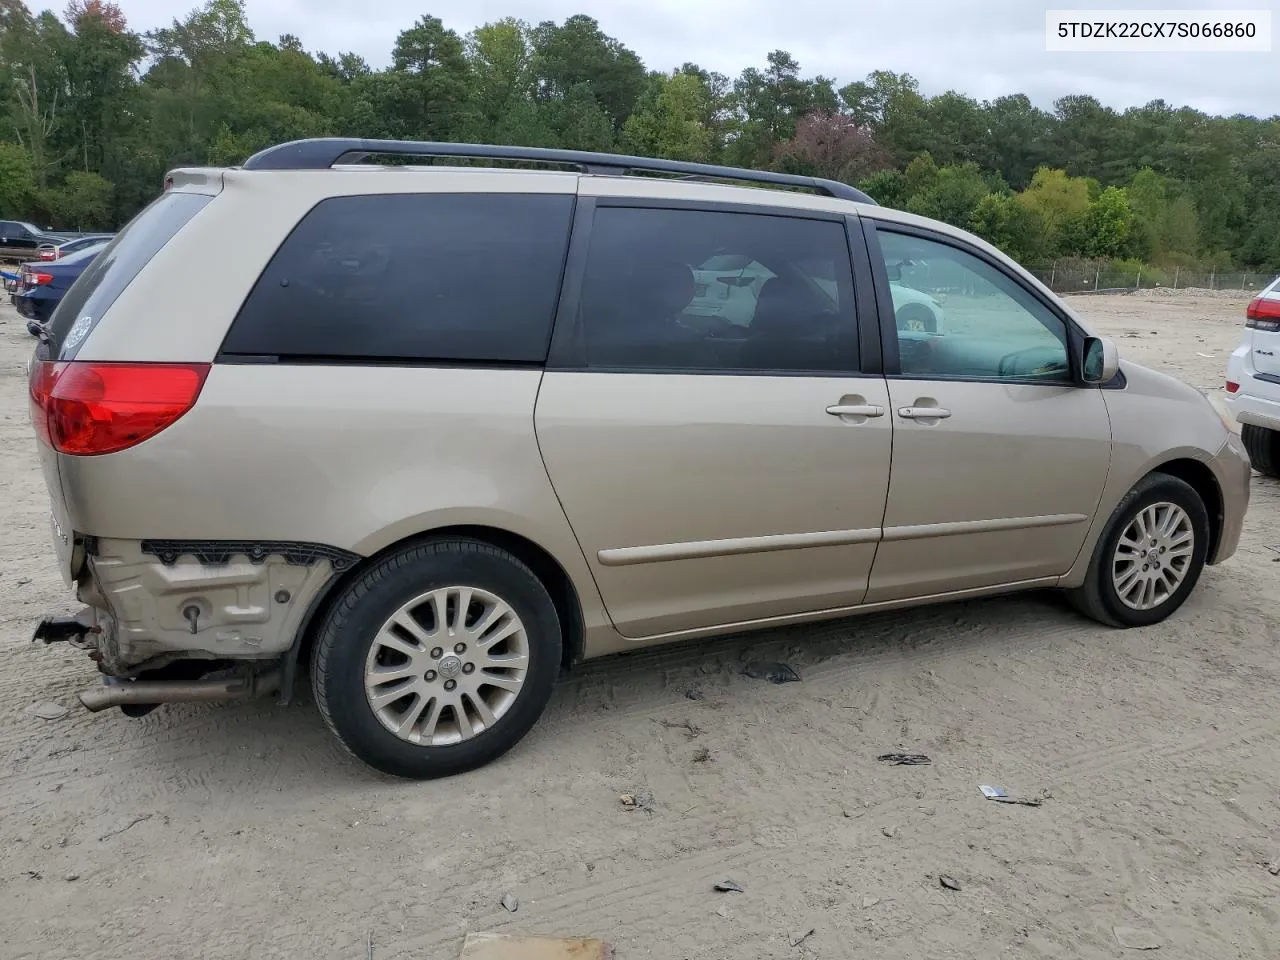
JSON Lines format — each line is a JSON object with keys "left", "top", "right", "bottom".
{"left": 110, "top": 0, "right": 1279, "bottom": 117}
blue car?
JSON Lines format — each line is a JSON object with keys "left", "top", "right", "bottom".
{"left": 15, "top": 241, "right": 108, "bottom": 332}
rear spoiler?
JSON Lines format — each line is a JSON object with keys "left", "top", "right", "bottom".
{"left": 162, "top": 168, "right": 226, "bottom": 195}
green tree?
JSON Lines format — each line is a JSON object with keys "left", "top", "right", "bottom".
{"left": 858, "top": 168, "right": 907, "bottom": 208}
{"left": 1018, "top": 167, "right": 1091, "bottom": 254}
{"left": 44, "top": 167, "right": 110, "bottom": 226}
{"left": 1081, "top": 186, "right": 1139, "bottom": 258}
{"left": 1, "top": 4, "right": 71, "bottom": 188}
{"left": 0, "top": 140, "right": 38, "bottom": 215}
{"left": 530, "top": 15, "right": 644, "bottom": 132}
{"left": 905, "top": 161, "right": 990, "bottom": 227}
{"left": 61, "top": 0, "right": 143, "bottom": 175}
{"left": 621, "top": 70, "right": 712, "bottom": 161}
{"left": 970, "top": 191, "right": 1045, "bottom": 263}
{"left": 726, "top": 50, "right": 835, "bottom": 168}
{"left": 465, "top": 18, "right": 547, "bottom": 144}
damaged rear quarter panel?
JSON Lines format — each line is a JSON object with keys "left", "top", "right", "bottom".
{"left": 83, "top": 538, "right": 356, "bottom": 674}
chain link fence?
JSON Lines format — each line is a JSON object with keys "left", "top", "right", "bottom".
{"left": 1025, "top": 261, "right": 1279, "bottom": 295}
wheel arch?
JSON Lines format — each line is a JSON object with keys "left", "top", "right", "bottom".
{"left": 1150, "top": 457, "right": 1224, "bottom": 562}
{"left": 1061, "top": 447, "right": 1226, "bottom": 590}
{"left": 284, "top": 525, "right": 588, "bottom": 703}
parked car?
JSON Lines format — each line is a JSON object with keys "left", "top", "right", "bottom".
{"left": 1225, "top": 274, "right": 1280, "bottom": 473}
{"left": 0, "top": 220, "right": 67, "bottom": 259}
{"left": 36, "top": 234, "right": 114, "bottom": 262}
{"left": 14, "top": 242, "right": 109, "bottom": 326}
{"left": 29, "top": 139, "right": 1249, "bottom": 779}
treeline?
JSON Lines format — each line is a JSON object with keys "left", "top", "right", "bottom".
{"left": 1, "top": 0, "right": 1278, "bottom": 270}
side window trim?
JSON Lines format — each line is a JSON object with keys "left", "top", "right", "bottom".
{"left": 845, "top": 214, "right": 882, "bottom": 377}
{"left": 864, "top": 218, "right": 1088, "bottom": 385}
{"left": 545, "top": 196, "right": 597, "bottom": 370}
{"left": 545, "top": 199, "right": 869, "bottom": 378}
{"left": 858, "top": 218, "right": 899, "bottom": 377}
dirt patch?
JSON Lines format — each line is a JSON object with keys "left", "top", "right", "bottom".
{"left": 1, "top": 294, "right": 1278, "bottom": 959}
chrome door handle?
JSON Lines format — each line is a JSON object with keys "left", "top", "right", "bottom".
{"left": 826, "top": 404, "right": 884, "bottom": 418}
{"left": 898, "top": 406, "right": 951, "bottom": 420}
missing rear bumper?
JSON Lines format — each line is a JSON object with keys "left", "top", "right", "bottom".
{"left": 31, "top": 608, "right": 98, "bottom": 645}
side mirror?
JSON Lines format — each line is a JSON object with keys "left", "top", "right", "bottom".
{"left": 1082, "top": 336, "right": 1119, "bottom": 383}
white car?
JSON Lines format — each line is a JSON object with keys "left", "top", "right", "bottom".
{"left": 1225, "top": 274, "right": 1280, "bottom": 475}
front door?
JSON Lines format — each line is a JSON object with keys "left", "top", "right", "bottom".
{"left": 535, "top": 201, "right": 891, "bottom": 638}
{"left": 864, "top": 225, "right": 1113, "bottom": 603}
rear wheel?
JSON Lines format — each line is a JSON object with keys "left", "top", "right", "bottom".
{"left": 1067, "top": 474, "right": 1209, "bottom": 628}
{"left": 1240, "top": 423, "right": 1280, "bottom": 477}
{"left": 312, "top": 539, "right": 561, "bottom": 779}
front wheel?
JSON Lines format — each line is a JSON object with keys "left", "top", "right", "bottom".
{"left": 312, "top": 539, "right": 562, "bottom": 779}
{"left": 895, "top": 305, "right": 937, "bottom": 333}
{"left": 1066, "top": 474, "right": 1209, "bottom": 628}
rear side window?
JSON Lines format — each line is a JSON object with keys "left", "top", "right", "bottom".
{"left": 45, "top": 191, "right": 213, "bottom": 360}
{"left": 574, "top": 206, "right": 858, "bottom": 374}
{"left": 221, "top": 193, "right": 575, "bottom": 364}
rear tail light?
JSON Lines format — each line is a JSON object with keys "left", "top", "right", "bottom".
{"left": 38, "top": 250, "right": 55, "bottom": 261}
{"left": 1226, "top": 381, "right": 1240, "bottom": 394}
{"left": 1246, "top": 295, "right": 1280, "bottom": 328}
{"left": 29, "top": 361, "right": 210, "bottom": 455}
{"left": 27, "top": 272, "right": 54, "bottom": 286}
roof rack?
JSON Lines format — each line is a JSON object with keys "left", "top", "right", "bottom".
{"left": 240, "top": 138, "right": 877, "bottom": 205}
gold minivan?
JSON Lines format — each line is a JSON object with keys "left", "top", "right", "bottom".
{"left": 28, "top": 139, "right": 1250, "bottom": 778}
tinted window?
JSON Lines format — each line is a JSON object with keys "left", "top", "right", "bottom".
{"left": 45, "top": 191, "right": 213, "bottom": 360}
{"left": 222, "top": 193, "right": 574, "bottom": 363}
{"left": 576, "top": 207, "right": 858, "bottom": 373}
{"left": 877, "top": 230, "right": 1069, "bottom": 382}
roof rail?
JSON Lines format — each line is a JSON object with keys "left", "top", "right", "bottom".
{"left": 240, "top": 138, "right": 877, "bottom": 205}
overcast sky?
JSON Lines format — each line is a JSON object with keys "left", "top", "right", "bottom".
{"left": 107, "top": 0, "right": 1279, "bottom": 118}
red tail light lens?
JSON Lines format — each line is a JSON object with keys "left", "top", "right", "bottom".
{"left": 1226, "top": 381, "right": 1240, "bottom": 393}
{"left": 29, "top": 361, "right": 210, "bottom": 455}
{"left": 1246, "top": 295, "right": 1280, "bottom": 327}
{"left": 38, "top": 250, "right": 55, "bottom": 261}
{"left": 29, "top": 272, "right": 54, "bottom": 286}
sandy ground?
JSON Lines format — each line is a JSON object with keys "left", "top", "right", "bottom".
{"left": 1, "top": 291, "right": 1278, "bottom": 960}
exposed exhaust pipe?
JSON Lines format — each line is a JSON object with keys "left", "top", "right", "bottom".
{"left": 78, "top": 669, "right": 281, "bottom": 713}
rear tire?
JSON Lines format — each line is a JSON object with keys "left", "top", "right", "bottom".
{"left": 1240, "top": 423, "right": 1280, "bottom": 477}
{"left": 1066, "top": 474, "right": 1209, "bottom": 628}
{"left": 895, "top": 305, "right": 937, "bottom": 333}
{"left": 312, "top": 539, "right": 562, "bottom": 779}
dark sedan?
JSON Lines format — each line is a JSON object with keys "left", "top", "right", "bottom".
{"left": 15, "top": 241, "right": 107, "bottom": 329}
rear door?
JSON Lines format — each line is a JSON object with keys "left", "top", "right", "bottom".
{"left": 863, "top": 222, "right": 1113, "bottom": 602}
{"left": 535, "top": 196, "right": 891, "bottom": 639}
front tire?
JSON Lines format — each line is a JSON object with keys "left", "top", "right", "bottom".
{"left": 1067, "top": 474, "right": 1209, "bottom": 628}
{"left": 312, "top": 539, "right": 562, "bottom": 779}
{"left": 896, "top": 305, "right": 937, "bottom": 333}
{"left": 1240, "top": 423, "right": 1280, "bottom": 477}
